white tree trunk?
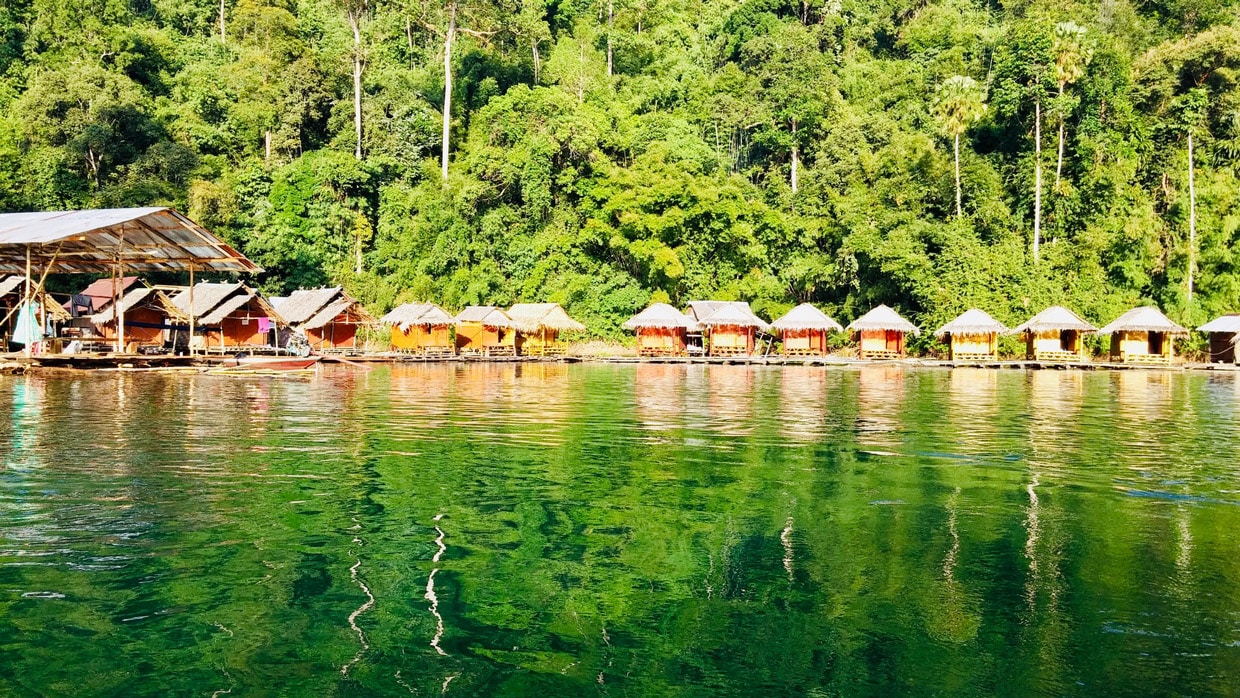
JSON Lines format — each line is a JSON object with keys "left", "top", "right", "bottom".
{"left": 1188, "top": 130, "right": 1196, "bottom": 304}
{"left": 790, "top": 118, "right": 799, "bottom": 194}
{"left": 606, "top": 0, "right": 613, "bottom": 77}
{"left": 1054, "top": 84, "right": 1066, "bottom": 191}
{"left": 1034, "top": 99, "right": 1042, "bottom": 263}
{"left": 954, "top": 133, "right": 962, "bottom": 219}
{"left": 351, "top": 13, "right": 363, "bottom": 160}
{"left": 441, "top": 2, "right": 456, "bottom": 182}
{"left": 220, "top": 0, "right": 226, "bottom": 44}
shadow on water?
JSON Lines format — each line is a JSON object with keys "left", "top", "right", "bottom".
{"left": 2, "top": 364, "right": 1240, "bottom": 695}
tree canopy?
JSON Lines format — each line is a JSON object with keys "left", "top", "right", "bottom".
{"left": 2, "top": 0, "right": 1239, "bottom": 339}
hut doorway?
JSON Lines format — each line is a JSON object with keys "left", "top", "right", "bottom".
{"left": 1148, "top": 332, "right": 1165, "bottom": 355}
{"left": 1060, "top": 330, "right": 1077, "bottom": 352}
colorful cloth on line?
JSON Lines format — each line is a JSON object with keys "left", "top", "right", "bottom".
{"left": 257, "top": 317, "right": 271, "bottom": 333}
{"left": 12, "top": 302, "right": 43, "bottom": 346}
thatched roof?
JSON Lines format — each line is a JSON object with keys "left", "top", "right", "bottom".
{"left": 455, "top": 305, "right": 515, "bottom": 328}
{"left": 273, "top": 287, "right": 342, "bottom": 325}
{"left": 934, "top": 308, "right": 1008, "bottom": 338}
{"left": 1098, "top": 306, "right": 1188, "bottom": 335}
{"left": 770, "top": 303, "right": 843, "bottom": 332}
{"left": 623, "top": 303, "right": 700, "bottom": 331}
{"left": 684, "top": 300, "right": 754, "bottom": 322}
{"left": 273, "top": 287, "right": 375, "bottom": 329}
{"left": 0, "top": 275, "right": 25, "bottom": 296}
{"left": 1198, "top": 315, "right": 1240, "bottom": 334}
{"left": 508, "top": 303, "right": 587, "bottom": 333}
{"left": 172, "top": 282, "right": 241, "bottom": 318}
{"left": 846, "top": 305, "right": 921, "bottom": 335}
{"left": 91, "top": 287, "right": 187, "bottom": 325}
{"left": 697, "top": 303, "right": 770, "bottom": 330}
{"left": 170, "top": 282, "right": 284, "bottom": 326}
{"left": 380, "top": 302, "right": 456, "bottom": 328}
{"left": 1011, "top": 305, "right": 1097, "bottom": 335}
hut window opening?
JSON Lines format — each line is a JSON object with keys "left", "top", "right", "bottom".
{"left": 1148, "top": 332, "right": 1164, "bottom": 355}
{"left": 885, "top": 330, "right": 902, "bottom": 352}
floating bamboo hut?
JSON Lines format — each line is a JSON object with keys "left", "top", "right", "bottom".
{"left": 1197, "top": 315, "right": 1240, "bottom": 364}
{"left": 685, "top": 301, "right": 769, "bottom": 356}
{"left": 934, "top": 309, "right": 1007, "bottom": 362}
{"left": 272, "top": 287, "right": 375, "bottom": 351}
{"left": 382, "top": 302, "right": 456, "bottom": 354}
{"left": 1010, "top": 305, "right": 1097, "bottom": 361}
{"left": 846, "top": 305, "right": 920, "bottom": 359}
{"left": 1098, "top": 306, "right": 1188, "bottom": 365}
{"left": 172, "top": 282, "right": 285, "bottom": 352}
{"left": 455, "top": 306, "right": 516, "bottom": 355}
{"left": 770, "top": 303, "right": 842, "bottom": 356}
{"left": 623, "top": 303, "right": 700, "bottom": 356}
{"left": 89, "top": 286, "right": 186, "bottom": 349}
{"left": 508, "top": 303, "right": 586, "bottom": 356}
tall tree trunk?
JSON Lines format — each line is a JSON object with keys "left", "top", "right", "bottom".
{"left": 1188, "top": 130, "right": 1196, "bottom": 304}
{"left": 1034, "top": 98, "right": 1042, "bottom": 263}
{"left": 606, "top": 0, "right": 613, "bottom": 77}
{"left": 954, "top": 133, "right": 962, "bottom": 219}
{"left": 349, "top": 12, "right": 363, "bottom": 160}
{"left": 1054, "top": 83, "right": 1066, "bottom": 191}
{"left": 790, "top": 117, "right": 799, "bottom": 194}
{"left": 441, "top": 2, "right": 456, "bottom": 182}
{"left": 265, "top": 130, "right": 271, "bottom": 162}
{"left": 532, "top": 40, "right": 541, "bottom": 83}
{"left": 220, "top": 0, "right": 226, "bottom": 44}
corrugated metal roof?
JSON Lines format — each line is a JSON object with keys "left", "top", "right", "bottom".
{"left": 0, "top": 208, "right": 260, "bottom": 274}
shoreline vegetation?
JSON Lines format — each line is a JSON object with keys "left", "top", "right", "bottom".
{"left": 1, "top": 2, "right": 1239, "bottom": 349}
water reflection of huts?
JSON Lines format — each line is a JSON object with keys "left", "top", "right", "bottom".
{"left": 1011, "top": 306, "right": 1096, "bottom": 362}
{"left": 778, "top": 367, "right": 832, "bottom": 442}
{"left": 847, "top": 305, "right": 920, "bottom": 359}
{"left": 935, "top": 309, "right": 1007, "bottom": 362}
{"left": 1098, "top": 307, "right": 1188, "bottom": 365}
{"left": 855, "top": 364, "right": 906, "bottom": 449}
{"left": 633, "top": 363, "right": 690, "bottom": 431}
{"left": 770, "top": 303, "right": 843, "bottom": 356}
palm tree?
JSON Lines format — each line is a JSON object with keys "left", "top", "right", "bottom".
{"left": 1052, "top": 22, "right": 1093, "bottom": 191}
{"left": 933, "top": 75, "right": 987, "bottom": 219}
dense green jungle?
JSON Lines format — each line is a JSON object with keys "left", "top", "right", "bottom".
{"left": 0, "top": 0, "right": 1238, "bottom": 347}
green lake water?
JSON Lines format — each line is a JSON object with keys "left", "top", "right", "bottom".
{"left": 3, "top": 363, "right": 1240, "bottom": 696}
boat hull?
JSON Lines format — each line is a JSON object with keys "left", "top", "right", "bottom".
{"left": 232, "top": 356, "right": 321, "bottom": 371}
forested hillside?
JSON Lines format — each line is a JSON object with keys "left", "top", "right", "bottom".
{"left": 0, "top": 0, "right": 1238, "bottom": 338}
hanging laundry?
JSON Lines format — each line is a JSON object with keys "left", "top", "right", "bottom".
{"left": 257, "top": 317, "right": 271, "bottom": 334}
{"left": 12, "top": 302, "right": 43, "bottom": 346}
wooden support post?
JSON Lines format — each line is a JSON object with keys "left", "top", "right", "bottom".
{"left": 23, "top": 244, "right": 31, "bottom": 359}
{"left": 188, "top": 265, "right": 195, "bottom": 356}
{"left": 116, "top": 227, "right": 126, "bottom": 354}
